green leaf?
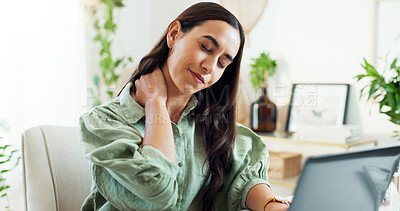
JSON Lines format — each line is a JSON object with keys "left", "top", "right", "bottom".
{"left": 362, "top": 58, "right": 380, "bottom": 77}
{"left": 107, "top": 91, "right": 114, "bottom": 98}
{"left": 100, "top": 57, "right": 113, "bottom": 72}
{"left": 93, "top": 19, "right": 100, "bottom": 30}
{"left": 93, "top": 75, "right": 99, "bottom": 87}
{"left": 383, "top": 84, "right": 394, "bottom": 93}
{"left": 93, "top": 33, "right": 101, "bottom": 41}
{"left": 0, "top": 145, "right": 10, "bottom": 149}
{"left": 367, "top": 80, "right": 378, "bottom": 101}
{"left": 100, "top": 48, "right": 106, "bottom": 56}
{"left": 390, "top": 58, "right": 398, "bottom": 69}
{"left": 395, "top": 93, "right": 400, "bottom": 111}
{"left": 388, "top": 93, "right": 396, "bottom": 110}
{"left": 354, "top": 74, "right": 367, "bottom": 81}
{"left": 114, "top": 58, "right": 123, "bottom": 68}
{"left": 113, "top": 0, "right": 124, "bottom": 7}
{"left": 100, "top": 39, "right": 111, "bottom": 55}
{"left": 93, "top": 99, "right": 101, "bottom": 107}
{"left": 0, "top": 157, "right": 11, "bottom": 165}
{"left": 1, "top": 169, "right": 10, "bottom": 174}
{"left": 359, "top": 87, "right": 366, "bottom": 99}
{"left": 104, "top": 19, "right": 116, "bottom": 32}
{"left": 389, "top": 116, "right": 400, "bottom": 125}
{"left": 0, "top": 185, "right": 10, "bottom": 192}
{"left": 88, "top": 88, "right": 95, "bottom": 97}
{"left": 249, "top": 51, "right": 277, "bottom": 90}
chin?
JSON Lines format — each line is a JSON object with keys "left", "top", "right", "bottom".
{"left": 182, "top": 82, "right": 207, "bottom": 95}
{"left": 179, "top": 86, "right": 198, "bottom": 95}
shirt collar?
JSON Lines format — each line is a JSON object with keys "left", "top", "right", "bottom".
{"left": 120, "top": 82, "right": 145, "bottom": 124}
{"left": 119, "top": 82, "right": 198, "bottom": 124}
{"left": 179, "top": 94, "right": 198, "bottom": 122}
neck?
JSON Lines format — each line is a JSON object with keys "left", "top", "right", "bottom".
{"left": 161, "top": 62, "right": 192, "bottom": 123}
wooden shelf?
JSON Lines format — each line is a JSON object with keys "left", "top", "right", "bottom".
{"left": 258, "top": 134, "right": 378, "bottom": 190}
{"left": 258, "top": 135, "right": 378, "bottom": 150}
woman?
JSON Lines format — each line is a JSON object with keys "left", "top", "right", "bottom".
{"left": 79, "top": 2, "right": 289, "bottom": 211}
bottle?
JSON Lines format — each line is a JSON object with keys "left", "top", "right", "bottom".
{"left": 251, "top": 87, "right": 277, "bottom": 132}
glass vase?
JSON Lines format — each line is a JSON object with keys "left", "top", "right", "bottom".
{"left": 251, "top": 87, "right": 277, "bottom": 132}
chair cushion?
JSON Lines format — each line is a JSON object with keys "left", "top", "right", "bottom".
{"left": 22, "top": 125, "right": 92, "bottom": 211}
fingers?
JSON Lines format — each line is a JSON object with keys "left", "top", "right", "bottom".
{"left": 134, "top": 69, "right": 168, "bottom": 106}
{"left": 135, "top": 75, "right": 164, "bottom": 97}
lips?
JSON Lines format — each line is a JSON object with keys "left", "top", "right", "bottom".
{"left": 189, "top": 69, "right": 205, "bottom": 84}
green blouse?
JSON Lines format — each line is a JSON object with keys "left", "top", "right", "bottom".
{"left": 79, "top": 82, "right": 271, "bottom": 211}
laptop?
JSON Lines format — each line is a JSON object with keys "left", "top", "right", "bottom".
{"left": 288, "top": 145, "right": 400, "bottom": 211}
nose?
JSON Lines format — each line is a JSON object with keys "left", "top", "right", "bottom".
{"left": 201, "top": 56, "right": 217, "bottom": 74}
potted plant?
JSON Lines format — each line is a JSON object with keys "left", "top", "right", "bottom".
{"left": 85, "top": 0, "right": 132, "bottom": 108}
{"left": 355, "top": 57, "right": 400, "bottom": 140}
{"left": 0, "top": 120, "right": 20, "bottom": 210}
{"left": 250, "top": 52, "right": 277, "bottom": 90}
{"left": 249, "top": 52, "right": 277, "bottom": 132}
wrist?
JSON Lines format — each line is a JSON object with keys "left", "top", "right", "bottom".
{"left": 145, "top": 98, "right": 167, "bottom": 108}
{"left": 264, "top": 201, "right": 284, "bottom": 211}
{"left": 263, "top": 196, "right": 291, "bottom": 211}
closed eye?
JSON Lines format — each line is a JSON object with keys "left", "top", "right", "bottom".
{"left": 201, "top": 44, "right": 211, "bottom": 53}
{"left": 201, "top": 44, "right": 225, "bottom": 69}
{"left": 218, "top": 61, "right": 225, "bottom": 69}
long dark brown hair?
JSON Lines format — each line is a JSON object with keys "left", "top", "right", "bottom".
{"left": 118, "top": 2, "right": 245, "bottom": 210}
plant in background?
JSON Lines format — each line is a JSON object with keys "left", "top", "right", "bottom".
{"left": 249, "top": 52, "right": 278, "bottom": 132}
{"left": 249, "top": 52, "right": 277, "bottom": 90}
{"left": 0, "top": 120, "right": 20, "bottom": 210}
{"left": 86, "top": 0, "right": 132, "bottom": 107}
{"left": 355, "top": 57, "right": 400, "bottom": 140}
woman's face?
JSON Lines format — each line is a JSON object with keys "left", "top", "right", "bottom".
{"left": 165, "top": 20, "right": 241, "bottom": 95}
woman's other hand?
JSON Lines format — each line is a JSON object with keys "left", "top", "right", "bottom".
{"left": 134, "top": 67, "right": 168, "bottom": 107}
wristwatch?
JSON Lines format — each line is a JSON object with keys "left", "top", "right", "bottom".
{"left": 263, "top": 196, "right": 291, "bottom": 210}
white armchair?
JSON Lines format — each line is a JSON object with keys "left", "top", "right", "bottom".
{"left": 22, "top": 125, "right": 92, "bottom": 211}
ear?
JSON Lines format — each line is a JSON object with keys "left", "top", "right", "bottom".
{"left": 167, "top": 20, "right": 182, "bottom": 49}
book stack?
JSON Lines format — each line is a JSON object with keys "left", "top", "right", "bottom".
{"left": 292, "top": 124, "right": 361, "bottom": 144}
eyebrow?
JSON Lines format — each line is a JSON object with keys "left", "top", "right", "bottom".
{"left": 202, "top": 35, "right": 233, "bottom": 62}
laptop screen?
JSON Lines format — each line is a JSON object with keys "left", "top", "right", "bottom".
{"left": 289, "top": 145, "right": 400, "bottom": 211}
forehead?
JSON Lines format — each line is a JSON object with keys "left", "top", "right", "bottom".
{"left": 186, "top": 20, "right": 241, "bottom": 57}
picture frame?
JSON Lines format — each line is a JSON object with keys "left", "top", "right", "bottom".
{"left": 285, "top": 83, "right": 350, "bottom": 134}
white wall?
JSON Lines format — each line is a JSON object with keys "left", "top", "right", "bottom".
{"left": 115, "top": 0, "right": 218, "bottom": 64}
{"left": 1, "top": 0, "right": 87, "bottom": 209}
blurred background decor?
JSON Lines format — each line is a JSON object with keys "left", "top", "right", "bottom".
{"left": 85, "top": 0, "right": 132, "bottom": 108}
{"left": 355, "top": 57, "right": 400, "bottom": 140}
{"left": 250, "top": 52, "right": 277, "bottom": 132}
{"left": 220, "top": 0, "right": 269, "bottom": 39}
{"left": 286, "top": 84, "right": 350, "bottom": 132}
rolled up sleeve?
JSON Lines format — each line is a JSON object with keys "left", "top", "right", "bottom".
{"left": 79, "top": 111, "right": 179, "bottom": 210}
{"left": 227, "top": 124, "right": 271, "bottom": 211}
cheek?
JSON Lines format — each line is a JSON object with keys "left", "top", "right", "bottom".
{"left": 168, "top": 53, "right": 184, "bottom": 74}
